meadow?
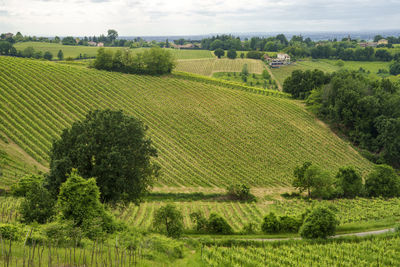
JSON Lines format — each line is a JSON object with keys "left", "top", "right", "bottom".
{"left": 175, "top": 58, "right": 265, "bottom": 76}
{"left": 13, "top": 42, "right": 215, "bottom": 60}
{"left": 270, "top": 59, "right": 393, "bottom": 85}
{"left": 0, "top": 56, "right": 372, "bottom": 189}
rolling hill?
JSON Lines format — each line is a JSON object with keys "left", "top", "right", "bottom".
{"left": 0, "top": 56, "right": 373, "bottom": 189}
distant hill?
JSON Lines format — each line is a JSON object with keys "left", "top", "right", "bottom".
{"left": 0, "top": 56, "right": 372, "bottom": 189}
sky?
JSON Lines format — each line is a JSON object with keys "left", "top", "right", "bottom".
{"left": 1, "top": 0, "right": 400, "bottom": 36}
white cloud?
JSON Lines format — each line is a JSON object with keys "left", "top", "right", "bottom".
{"left": 0, "top": 0, "right": 399, "bottom": 36}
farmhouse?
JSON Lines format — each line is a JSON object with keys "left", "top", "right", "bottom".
{"left": 268, "top": 53, "right": 291, "bottom": 68}
{"left": 97, "top": 42, "right": 104, "bottom": 47}
{"left": 378, "top": 39, "right": 388, "bottom": 45}
{"left": 88, "top": 41, "right": 97, "bottom": 46}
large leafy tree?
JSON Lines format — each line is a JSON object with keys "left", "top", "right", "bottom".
{"left": 46, "top": 109, "right": 159, "bottom": 203}
{"left": 153, "top": 204, "right": 184, "bottom": 238}
{"left": 365, "top": 164, "right": 400, "bottom": 197}
{"left": 299, "top": 206, "right": 337, "bottom": 239}
{"left": 335, "top": 166, "right": 364, "bottom": 198}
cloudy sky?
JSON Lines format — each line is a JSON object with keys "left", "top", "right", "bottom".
{"left": 1, "top": 0, "right": 399, "bottom": 36}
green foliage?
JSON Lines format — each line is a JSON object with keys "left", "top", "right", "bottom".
{"left": 206, "top": 213, "right": 233, "bottom": 235}
{"left": 241, "top": 222, "right": 259, "bottom": 234}
{"left": 62, "top": 36, "right": 76, "bottom": 46}
{"left": 365, "top": 165, "right": 400, "bottom": 197}
{"left": 335, "top": 166, "right": 364, "bottom": 198}
{"left": 246, "top": 51, "right": 264, "bottom": 59}
{"left": 227, "top": 49, "right": 237, "bottom": 59}
{"left": 94, "top": 47, "right": 175, "bottom": 75}
{"left": 43, "top": 51, "right": 53, "bottom": 60}
{"left": 57, "top": 49, "right": 64, "bottom": 60}
{"left": 43, "top": 220, "right": 83, "bottom": 245}
{"left": 214, "top": 48, "right": 224, "bottom": 59}
{"left": 0, "top": 223, "right": 23, "bottom": 241}
{"left": 189, "top": 211, "right": 208, "bottom": 233}
{"left": 153, "top": 204, "right": 184, "bottom": 238}
{"left": 389, "top": 61, "right": 400, "bottom": 75}
{"left": 47, "top": 109, "right": 158, "bottom": 204}
{"left": 279, "top": 215, "right": 302, "bottom": 233}
{"left": 57, "top": 170, "right": 116, "bottom": 240}
{"left": 227, "top": 184, "right": 255, "bottom": 201}
{"left": 19, "top": 182, "right": 55, "bottom": 224}
{"left": 262, "top": 69, "right": 271, "bottom": 79}
{"left": 299, "top": 206, "right": 338, "bottom": 239}
{"left": 11, "top": 174, "right": 43, "bottom": 197}
{"left": 0, "top": 41, "right": 16, "bottom": 55}
{"left": 261, "top": 212, "right": 280, "bottom": 233}
{"left": 335, "top": 59, "right": 345, "bottom": 67}
{"left": 283, "top": 69, "right": 330, "bottom": 99}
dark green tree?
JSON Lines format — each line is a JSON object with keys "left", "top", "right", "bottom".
{"left": 227, "top": 49, "right": 237, "bottom": 59}
{"left": 299, "top": 206, "right": 337, "bottom": 239}
{"left": 214, "top": 48, "right": 224, "bottom": 59}
{"left": 335, "top": 166, "right": 364, "bottom": 198}
{"left": 153, "top": 204, "right": 184, "bottom": 238}
{"left": 206, "top": 213, "right": 233, "bottom": 234}
{"left": 261, "top": 212, "right": 280, "bottom": 233}
{"left": 365, "top": 165, "right": 400, "bottom": 197}
{"left": 43, "top": 51, "right": 53, "bottom": 60}
{"left": 46, "top": 109, "right": 159, "bottom": 204}
{"left": 62, "top": 36, "right": 76, "bottom": 45}
{"left": 107, "top": 29, "right": 118, "bottom": 44}
{"left": 389, "top": 61, "right": 400, "bottom": 75}
{"left": 57, "top": 50, "right": 64, "bottom": 60}
{"left": 11, "top": 174, "right": 43, "bottom": 197}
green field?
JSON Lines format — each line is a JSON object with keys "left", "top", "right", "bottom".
{"left": 13, "top": 42, "right": 215, "bottom": 60}
{"left": 176, "top": 58, "right": 265, "bottom": 76}
{"left": 0, "top": 56, "right": 372, "bottom": 189}
{"left": 270, "top": 59, "right": 393, "bottom": 85}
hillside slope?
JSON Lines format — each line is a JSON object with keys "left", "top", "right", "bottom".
{"left": 0, "top": 56, "right": 372, "bottom": 188}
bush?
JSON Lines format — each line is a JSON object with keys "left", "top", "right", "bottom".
{"left": 189, "top": 211, "right": 208, "bottom": 233}
{"left": 365, "top": 164, "right": 400, "bottom": 197}
{"left": 299, "top": 206, "right": 337, "bottom": 239}
{"left": 0, "top": 224, "right": 23, "bottom": 241}
{"left": 261, "top": 212, "right": 280, "bottom": 233}
{"left": 43, "top": 220, "right": 82, "bottom": 246}
{"left": 227, "top": 184, "right": 255, "bottom": 201}
{"left": 227, "top": 49, "right": 237, "bottom": 59}
{"left": 214, "top": 48, "right": 224, "bottom": 59}
{"left": 153, "top": 204, "right": 184, "bottom": 238}
{"left": 19, "top": 182, "right": 55, "bottom": 224}
{"left": 279, "top": 215, "right": 302, "bottom": 233}
{"left": 390, "top": 61, "right": 400, "bottom": 75}
{"left": 207, "top": 213, "right": 233, "bottom": 234}
{"left": 57, "top": 170, "right": 117, "bottom": 239}
{"left": 144, "top": 235, "right": 184, "bottom": 259}
{"left": 11, "top": 174, "right": 43, "bottom": 197}
{"left": 246, "top": 51, "right": 264, "bottom": 59}
{"left": 241, "top": 222, "right": 258, "bottom": 234}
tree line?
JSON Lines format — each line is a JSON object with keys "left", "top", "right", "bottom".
{"left": 283, "top": 69, "right": 400, "bottom": 168}
{"left": 93, "top": 47, "right": 176, "bottom": 75}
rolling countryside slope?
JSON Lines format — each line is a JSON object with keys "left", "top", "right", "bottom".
{"left": 0, "top": 56, "right": 372, "bottom": 189}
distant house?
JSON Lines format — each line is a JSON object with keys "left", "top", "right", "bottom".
{"left": 268, "top": 53, "right": 290, "bottom": 68}
{"left": 263, "top": 54, "right": 272, "bottom": 61}
{"left": 359, "top": 42, "right": 377, "bottom": 48}
{"left": 378, "top": 39, "right": 388, "bottom": 45}
{"left": 75, "top": 38, "right": 80, "bottom": 44}
{"left": 97, "top": 42, "right": 104, "bottom": 47}
{"left": 88, "top": 41, "right": 97, "bottom": 46}
{"left": 4, "top": 33, "right": 13, "bottom": 39}
{"left": 171, "top": 43, "right": 195, "bottom": 49}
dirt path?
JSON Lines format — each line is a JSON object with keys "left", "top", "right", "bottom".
{"left": 244, "top": 228, "right": 396, "bottom": 242}
{"left": 264, "top": 65, "right": 282, "bottom": 91}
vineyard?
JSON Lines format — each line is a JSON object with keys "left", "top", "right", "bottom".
{"left": 202, "top": 235, "right": 400, "bottom": 266}
{"left": 175, "top": 58, "right": 265, "bottom": 76}
{"left": 0, "top": 196, "right": 398, "bottom": 233}
{"left": 0, "top": 56, "right": 372, "bottom": 188}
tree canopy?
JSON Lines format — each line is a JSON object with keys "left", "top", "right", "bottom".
{"left": 46, "top": 109, "right": 159, "bottom": 204}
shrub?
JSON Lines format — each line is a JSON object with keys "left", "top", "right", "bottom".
{"left": 0, "top": 224, "right": 23, "bottom": 241}
{"left": 57, "top": 170, "right": 117, "bottom": 239}
{"left": 241, "top": 222, "right": 258, "bottom": 234}
{"left": 145, "top": 234, "right": 184, "bottom": 259}
{"left": 279, "top": 215, "right": 302, "bottom": 233}
{"left": 227, "top": 49, "right": 237, "bottom": 59}
{"left": 207, "top": 213, "right": 233, "bottom": 234}
{"left": 189, "top": 211, "right": 208, "bottom": 233}
{"left": 11, "top": 174, "right": 43, "bottom": 197}
{"left": 214, "top": 48, "right": 224, "bottom": 59}
{"left": 299, "top": 206, "right": 338, "bottom": 239}
{"left": 153, "top": 204, "right": 184, "bottom": 238}
{"left": 19, "top": 182, "right": 55, "bottom": 224}
{"left": 365, "top": 164, "right": 400, "bottom": 197}
{"left": 227, "top": 184, "right": 255, "bottom": 201}
{"left": 43, "top": 220, "right": 81, "bottom": 246}
{"left": 246, "top": 51, "right": 264, "bottom": 59}
{"left": 261, "top": 212, "right": 280, "bottom": 233}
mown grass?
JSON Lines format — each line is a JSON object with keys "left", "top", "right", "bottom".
{"left": 13, "top": 42, "right": 214, "bottom": 60}
{"left": 0, "top": 57, "right": 372, "bottom": 188}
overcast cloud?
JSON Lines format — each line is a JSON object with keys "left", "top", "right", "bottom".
{"left": 0, "top": 0, "right": 399, "bottom": 36}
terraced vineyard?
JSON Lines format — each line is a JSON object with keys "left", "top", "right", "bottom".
{"left": 202, "top": 235, "right": 400, "bottom": 266}
{"left": 175, "top": 58, "right": 265, "bottom": 76}
{"left": 0, "top": 56, "right": 372, "bottom": 188}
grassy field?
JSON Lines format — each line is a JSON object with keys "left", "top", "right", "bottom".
{"left": 175, "top": 58, "right": 265, "bottom": 76}
{"left": 13, "top": 42, "right": 215, "bottom": 60}
{"left": 270, "top": 59, "right": 394, "bottom": 85}
{"left": 0, "top": 56, "right": 372, "bottom": 189}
